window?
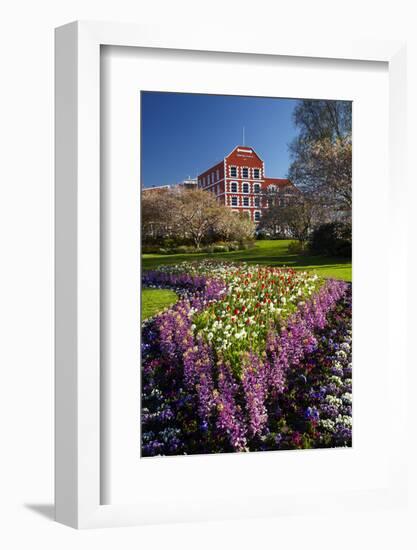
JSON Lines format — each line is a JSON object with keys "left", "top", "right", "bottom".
{"left": 242, "top": 182, "right": 249, "bottom": 193}
{"left": 254, "top": 211, "right": 261, "bottom": 222}
{"left": 253, "top": 183, "right": 260, "bottom": 194}
{"left": 230, "top": 181, "right": 238, "bottom": 193}
{"left": 211, "top": 172, "right": 214, "bottom": 184}
{"left": 198, "top": 179, "right": 202, "bottom": 187}
{"left": 242, "top": 167, "right": 249, "bottom": 178}
{"left": 243, "top": 197, "right": 249, "bottom": 207}
{"left": 254, "top": 197, "right": 260, "bottom": 207}
{"left": 253, "top": 168, "right": 260, "bottom": 179}
{"left": 216, "top": 169, "right": 219, "bottom": 181}
{"left": 230, "top": 166, "right": 237, "bottom": 177}
{"left": 231, "top": 196, "right": 238, "bottom": 206}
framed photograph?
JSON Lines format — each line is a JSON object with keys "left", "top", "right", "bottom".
{"left": 55, "top": 21, "right": 408, "bottom": 528}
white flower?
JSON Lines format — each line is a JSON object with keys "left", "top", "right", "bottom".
{"left": 341, "top": 393, "right": 352, "bottom": 404}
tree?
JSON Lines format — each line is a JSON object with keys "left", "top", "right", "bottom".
{"left": 288, "top": 100, "right": 352, "bottom": 216}
{"left": 142, "top": 187, "right": 256, "bottom": 247}
{"left": 141, "top": 189, "right": 177, "bottom": 241}
{"left": 259, "top": 192, "right": 320, "bottom": 247}
{"left": 173, "top": 188, "right": 223, "bottom": 249}
{"left": 291, "top": 99, "right": 351, "bottom": 142}
{"left": 213, "top": 208, "right": 254, "bottom": 242}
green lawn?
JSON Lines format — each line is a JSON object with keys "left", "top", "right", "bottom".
{"left": 142, "top": 240, "right": 352, "bottom": 282}
{"left": 142, "top": 288, "right": 178, "bottom": 321}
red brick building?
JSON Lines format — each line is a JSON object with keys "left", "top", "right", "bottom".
{"left": 197, "top": 145, "right": 295, "bottom": 223}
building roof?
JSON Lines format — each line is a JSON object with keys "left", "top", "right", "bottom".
{"left": 264, "top": 177, "right": 292, "bottom": 186}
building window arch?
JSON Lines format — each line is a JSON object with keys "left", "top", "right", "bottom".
{"left": 242, "top": 182, "right": 250, "bottom": 194}
{"left": 230, "top": 181, "right": 238, "bottom": 193}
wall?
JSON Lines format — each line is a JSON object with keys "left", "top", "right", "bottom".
{"left": 0, "top": 0, "right": 415, "bottom": 548}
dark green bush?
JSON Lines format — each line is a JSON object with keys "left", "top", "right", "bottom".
{"left": 309, "top": 222, "right": 352, "bottom": 258}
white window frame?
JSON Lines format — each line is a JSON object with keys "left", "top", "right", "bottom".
{"left": 229, "top": 165, "right": 237, "bottom": 177}
{"left": 231, "top": 196, "right": 238, "bottom": 207}
{"left": 242, "top": 182, "right": 250, "bottom": 194}
{"left": 230, "top": 181, "right": 238, "bottom": 193}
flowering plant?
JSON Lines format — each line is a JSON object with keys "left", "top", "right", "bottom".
{"left": 141, "top": 260, "right": 351, "bottom": 456}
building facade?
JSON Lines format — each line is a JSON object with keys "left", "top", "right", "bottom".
{"left": 197, "top": 145, "right": 294, "bottom": 223}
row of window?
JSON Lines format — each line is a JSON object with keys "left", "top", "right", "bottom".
{"left": 229, "top": 181, "right": 261, "bottom": 194}
{"left": 199, "top": 169, "right": 221, "bottom": 188}
{"left": 229, "top": 196, "right": 261, "bottom": 208}
{"left": 207, "top": 184, "right": 221, "bottom": 196}
{"left": 198, "top": 166, "right": 264, "bottom": 188}
{"left": 229, "top": 166, "right": 262, "bottom": 179}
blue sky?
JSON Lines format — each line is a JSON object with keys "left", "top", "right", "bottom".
{"left": 141, "top": 92, "right": 299, "bottom": 188}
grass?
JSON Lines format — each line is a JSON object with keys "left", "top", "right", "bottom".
{"left": 142, "top": 288, "right": 178, "bottom": 321}
{"left": 142, "top": 240, "right": 352, "bottom": 282}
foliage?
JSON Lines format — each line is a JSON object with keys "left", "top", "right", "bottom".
{"left": 309, "top": 222, "right": 352, "bottom": 258}
{"left": 143, "top": 240, "right": 249, "bottom": 255}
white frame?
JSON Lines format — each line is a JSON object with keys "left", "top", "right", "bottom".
{"left": 55, "top": 20, "right": 407, "bottom": 529}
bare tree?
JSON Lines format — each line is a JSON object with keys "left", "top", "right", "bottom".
{"left": 259, "top": 192, "right": 322, "bottom": 247}
{"left": 288, "top": 100, "right": 352, "bottom": 216}
{"left": 173, "top": 188, "right": 223, "bottom": 249}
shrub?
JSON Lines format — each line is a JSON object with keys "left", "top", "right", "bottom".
{"left": 142, "top": 244, "right": 162, "bottom": 254}
{"left": 172, "top": 245, "right": 195, "bottom": 254}
{"left": 287, "top": 240, "right": 305, "bottom": 254}
{"left": 162, "top": 238, "right": 177, "bottom": 249}
{"left": 309, "top": 222, "right": 352, "bottom": 257}
{"left": 212, "top": 245, "right": 228, "bottom": 253}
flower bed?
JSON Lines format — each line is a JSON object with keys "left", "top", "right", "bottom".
{"left": 141, "top": 261, "right": 351, "bottom": 456}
